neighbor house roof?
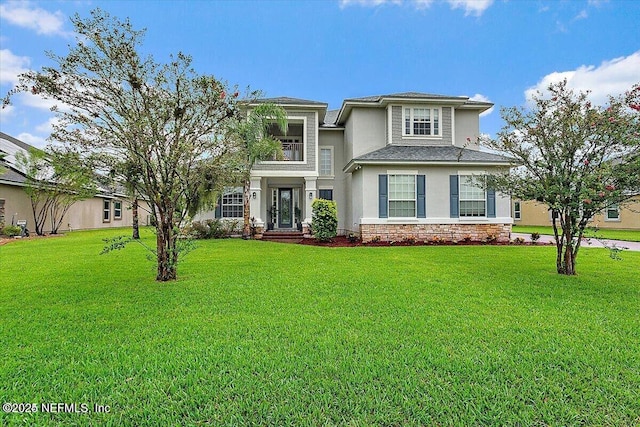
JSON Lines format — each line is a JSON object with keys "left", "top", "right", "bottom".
{"left": 344, "top": 145, "right": 514, "bottom": 172}
{"left": 336, "top": 92, "right": 493, "bottom": 125}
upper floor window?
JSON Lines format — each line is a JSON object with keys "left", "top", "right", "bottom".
{"left": 319, "top": 147, "right": 333, "bottom": 176}
{"left": 459, "top": 175, "right": 485, "bottom": 217}
{"left": 404, "top": 107, "right": 440, "bottom": 137}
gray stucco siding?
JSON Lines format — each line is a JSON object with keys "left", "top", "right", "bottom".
{"left": 253, "top": 111, "right": 317, "bottom": 172}
{"left": 391, "top": 106, "right": 452, "bottom": 145}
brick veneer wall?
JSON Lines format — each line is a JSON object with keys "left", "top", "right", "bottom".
{"left": 360, "top": 223, "right": 511, "bottom": 243}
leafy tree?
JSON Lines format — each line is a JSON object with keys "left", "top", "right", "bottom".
{"left": 484, "top": 80, "right": 640, "bottom": 275}
{"left": 227, "top": 103, "right": 287, "bottom": 238}
{"left": 16, "top": 147, "right": 96, "bottom": 235}
{"left": 4, "top": 9, "right": 240, "bottom": 281}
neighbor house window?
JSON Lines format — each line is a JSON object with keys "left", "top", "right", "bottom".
{"left": 319, "top": 189, "right": 333, "bottom": 200}
{"left": 514, "top": 201, "right": 521, "bottom": 220}
{"left": 319, "top": 147, "right": 333, "bottom": 176}
{"left": 403, "top": 107, "right": 440, "bottom": 137}
{"left": 459, "top": 175, "right": 486, "bottom": 217}
{"left": 388, "top": 174, "right": 416, "bottom": 217}
{"left": 222, "top": 190, "right": 243, "bottom": 218}
{"left": 103, "top": 200, "right": 111, "bottom": 222}
{"left": 606, "top": 203, "right": 620, "bottom": 221}
{"left": 114, "top": 201, "right": 122, "bottom": 220}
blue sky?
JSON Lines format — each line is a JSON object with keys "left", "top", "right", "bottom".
{"left": 1, "top": 0, "right": 639, "bottom": 147}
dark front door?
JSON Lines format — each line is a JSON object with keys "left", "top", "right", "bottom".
{"left": 278, "top": 188, "right": 293, "bottom": 228}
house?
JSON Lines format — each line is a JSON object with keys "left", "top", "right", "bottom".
{"left": 0, "top": 132, "right": 145, "bottom": 234}
{"left": 206, "top": 92, "right": 515, "bottom": 242}
{"left": 513, "top": 198, "right": 640, "bottom": 230}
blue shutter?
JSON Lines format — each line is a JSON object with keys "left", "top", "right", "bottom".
{"left": 214, "top": 196, "right": 222, "bottom": 219}
{"left": 379, "top": 174, "right": 388, "bottom": 218}
{"left": 417, "top": 175, "right": 426, "bottom": 218}
{"left": 449, "top": 175, "right": 459, "bottom": 218}
{"left": 487, "top": 188, "right": 496, "bottom": 218}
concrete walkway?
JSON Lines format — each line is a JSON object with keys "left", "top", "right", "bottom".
{"left": 511, "top": 233, "right": 640, "bottom": 251}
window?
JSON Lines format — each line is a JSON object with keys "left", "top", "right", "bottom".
{"left": 221, "top": 190, "right": 243, "bottom": 218}
{"left": 319, "top": 147, "right": 333, "bottom": 176}
{"left": 403, "top": 107, "right": 440, "bottom": 137}
{"left": 606, "top": 203, "right": 620, "bottom": 221}
{"left": 388, "top": 174, "right": 416, "bottom": 217}
{"left": 459, "top": 175, "right": 486, "bottom": 217}
{"left": 514, "top": 201, "right": 521, "bottom": 220}
{"left": 318, "top": 189, "right": 333, "bottom": 200}
{"left": 114, "top": 201, "right": 122, "bottom": 220}
{"left": 103, "top": 200, "right": 111, "bottom": 222}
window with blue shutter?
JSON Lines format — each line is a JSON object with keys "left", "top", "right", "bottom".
{"left": 417, "top": 175, "right": 426, "bottom": 218}
{"left": 449, "top": 175, "right": 459, "bottom": 218}
{"left": 487, "top": 188, "right": 496, "bottom": 218}
{"left": 379, "top": 174, "right": 388, "bottom": 218}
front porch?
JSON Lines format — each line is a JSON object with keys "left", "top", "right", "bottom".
{"left": 249, "top": 176, "right": 318, "bottom": 238}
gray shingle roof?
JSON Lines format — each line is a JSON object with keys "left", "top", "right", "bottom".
{"left": 322, "top": 109, "right": 340, "bottom": 126}
{"left": 354, "top": 145, "right": 513, "bottom": 163}
{"left": 256, "top": 97, "right": 327, "bottom": 107}
{"left": 346, "top": 92, "right": 468, "bottom": 102}
{"left": 0, "top": 166, "right": 27, "bottom": 184}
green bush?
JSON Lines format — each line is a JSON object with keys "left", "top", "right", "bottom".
{"left": 1, "top": 225, "right": 22, "bottom": 237}
{"left": 311, "top": 198, "right": 337, "bottom": 242}
{"left": 184, "top": 219, "right": 240, "bottom": 239}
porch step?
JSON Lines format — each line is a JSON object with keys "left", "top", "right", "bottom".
{"left": 261, "top": 230, "right": 304, "bottom": 242}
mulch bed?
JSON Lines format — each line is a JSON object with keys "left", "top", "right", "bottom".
{"left": 0, "top": 233, "right": 66, "bottom": 246}
{"left": 297, "top": 236, "right": 550, "bottom": 247}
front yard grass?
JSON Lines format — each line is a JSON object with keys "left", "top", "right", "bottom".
{"left": 1, "top": 229, "right": 639, "bottom": 426}
{"left": 513, "top": 224, "right": 640, "bottom": 242}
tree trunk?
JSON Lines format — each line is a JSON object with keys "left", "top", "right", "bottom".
{"left": 242, "top": 178, "right": 251, "bottom": 239}
{"left": 155, "top": 211, "right": 177, "bottom": 281}
{"left": 132, "top": 199, "right": 140, "bottom": 239}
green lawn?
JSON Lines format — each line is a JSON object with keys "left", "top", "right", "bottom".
{"left": 1, "top": 229, "right": 639, "bottom": 426}
{"left": 512, "top": 224, "right": 640, "bottom": 242}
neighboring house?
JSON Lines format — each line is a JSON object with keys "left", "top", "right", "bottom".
{"left": 204, "top": 92, "right": 514, "bottom": 242}
{"left": 0, "top": 132, "right": 146, "bottom": 233}
{"left": 513, "top": 198, "right": 640, "bottom": 230}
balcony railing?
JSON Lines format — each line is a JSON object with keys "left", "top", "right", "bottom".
{"left": 279, "top": 141, "right": 304, "bottom": 161}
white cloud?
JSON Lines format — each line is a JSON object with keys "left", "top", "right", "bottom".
{"left": 446, "top": 0, "right": 493, "bottom": 16}
{"left": 573, "top": 9, "right": 588, "bottom": 20}
{"left": 16, "top": 132, "right": 47, "bottom": 148}
{"left": 0, "top": 104, "right": 16, "bottom": 124}
{"left": 0, "top": 1, "right": 69, "bottom": 37}
{"left": 339, "top": 0, "right": 494, "bottom": 15}
{"left": 0, "top": 49, "right": 31, "bottom": 85}
{"left": 469, "top": 93, "right": 495, "bottom": 117}
{"left": 525, "top": 51, "right": 640, "bottom": 106}
{"left": 35, "top": 117, "right": 60, "bottom": 134}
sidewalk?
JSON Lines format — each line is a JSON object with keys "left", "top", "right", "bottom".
{"left": 511, "top": 233, "right": 640, "bottom": 251}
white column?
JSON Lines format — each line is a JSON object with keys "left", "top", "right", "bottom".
{"left": 304, "top": 177, "right": 317, "bottom": 224}
{"left": 249, "top": 177, "right": 263, "bottom": 226}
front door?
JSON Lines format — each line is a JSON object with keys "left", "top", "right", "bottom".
{"left": 278, "top": 188, "right": 293, "bottom": 228}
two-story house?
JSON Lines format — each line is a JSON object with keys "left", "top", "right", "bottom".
{"left": 210, "top": 92, "right": 514, "bottom": 242}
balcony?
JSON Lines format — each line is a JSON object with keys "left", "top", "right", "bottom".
{"left": 280, "top": 140, "right": 304, "bottom": 161}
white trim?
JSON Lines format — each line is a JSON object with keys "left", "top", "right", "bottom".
{"left": 402, "top": 106, "right": 443, "bottom": 138}
{"left": 387, "top": 105, "right": 393, "bottom": 144}
{"left": 387, "top": 169, "right": 418, "bottom": 175}
{"left": 319, "top": 146, "right": 334, "bottom": 177}
{"left": 315, "top": 111, "right": 319, "bottom": 174}
{"left": 252, "top": 170, "right": 319, "bottom": 178}
{"left": 451, "top": 106, "right": 456, "bottom": 146}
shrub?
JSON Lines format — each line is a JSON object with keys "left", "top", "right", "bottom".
{"left": 531, "top": 232, "right": 541, "bottom": 243}
{"left": 1, "top": 225, "right": 22, "bottom": 237}
{"left": 311, "top": 199, "right": 337, "bottom": 242}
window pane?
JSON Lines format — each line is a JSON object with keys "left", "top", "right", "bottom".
{"left": 222, "top": 190, "right": 244, "bottom": 218}
{"left": 389, "top": 201, "right": 415, "bottom": 217}
{"left": 319, "top": 189, "right": 333, "bottom": 200}
{"left": 405, "top": 108, "right": 411, "bottom": 134}
{"left": 607, "top": 204, "right": 619, "bottom": 219}
{"left": 388, "top": 175, "right": 416, "bottom": 217}
{"left": 319, "top": 148, "right": 332, "bottom": 176}
{"left": 413, "top": 108, "right": 430, "bottom": 135}
{"left": 433, "top": 109, "right": 439, "bottom": 135}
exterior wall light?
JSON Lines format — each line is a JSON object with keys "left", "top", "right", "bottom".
{"left": 309, "top": 192, "right": 313, "bottom": 199}
{"left": 252, "top": 192, "right": 256, "bottom": 199}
